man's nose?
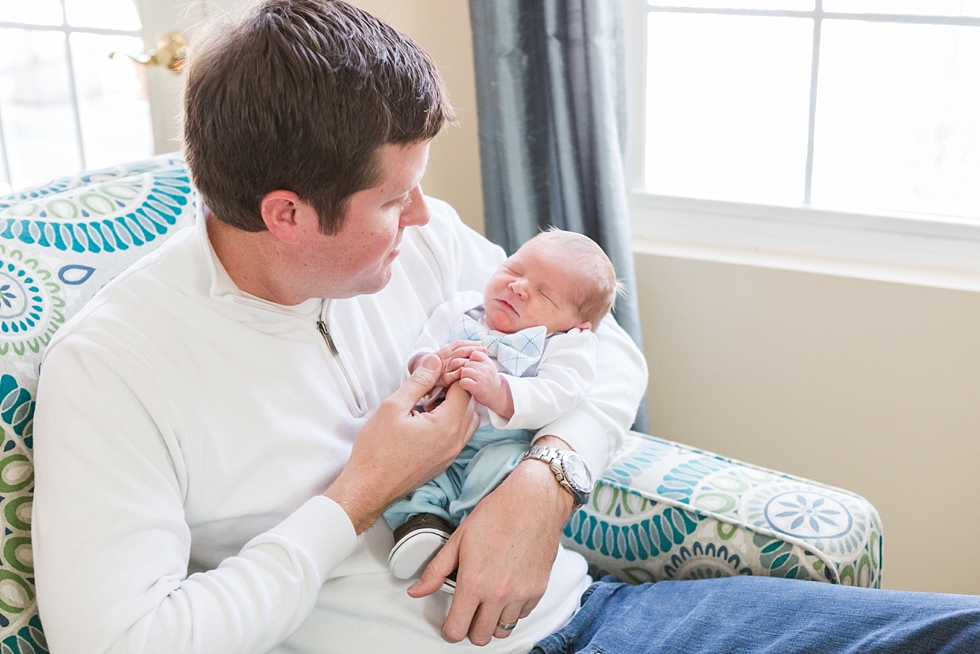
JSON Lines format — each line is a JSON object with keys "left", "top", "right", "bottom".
{"left": 400, "top": 185, "right": 430, "bottom": 227}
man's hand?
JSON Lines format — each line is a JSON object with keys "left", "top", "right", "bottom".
{"left": 408, "top": 435, "right": 577, "bottom": 646}
{"left": 325, "top": 354, "right": 480, "bottom": 533}
{"left": 458, "top": 351, "right": 514, "bottom": 419}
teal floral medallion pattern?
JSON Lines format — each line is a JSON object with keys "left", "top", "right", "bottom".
{"left": 662, "top": 541, "right": 754, "bottom": 580}
{"left": 0, "top": 154, "right": 196, "bottom": 652}
{"left": 0, "top": 165, "right": 190, "bottom": 254}
{"left": 563, "top": 433, "right": 883, "bottom": 589}
{"left": 0, "top": 246, "right": 64, "bottom": 357}
{"left": 0, "top": 374, "right": 39, "bottom": 650}
{"left": 601, "top": 435, "right": 672, "bottom": 486}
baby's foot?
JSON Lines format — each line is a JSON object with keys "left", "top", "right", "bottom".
{"left": 388, "top": 513, "right": 455, "bottom": 581}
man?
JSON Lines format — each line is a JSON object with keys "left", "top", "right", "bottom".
{"left": 32, "top": 1, "right": 644, "bottom": 652}
{"left": 31, "top": 1, "right": 980, "bottom": 653}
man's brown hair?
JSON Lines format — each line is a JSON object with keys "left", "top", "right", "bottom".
{"left": 182, "top": 0, "right": 454, "bottom": 234}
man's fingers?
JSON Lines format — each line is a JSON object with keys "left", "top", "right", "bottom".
{"left": 468, "top": 602, "right": 507, "bottom": 646}
{"left": 491, "top": 603, "right": 525, "bottom": 640}
{"left": 518, "top": 597, "right": 539, "bottom": 619}
{"left": 436, "top": 383, "right": 477, "bottom": 434}
{"left": 407, "top": 537, "right": 459, "bottom": 599}
{"left": 441, "top": 571, "right": 480, "bottom": 643}
{"left": 391, "top": 354, "right": 442, "bottom": 409}
{"left": 468, "top": 404, "right": 480, "bottom": 437}
{"left": 422, "top": 383, "right": 477, "bottom": 454}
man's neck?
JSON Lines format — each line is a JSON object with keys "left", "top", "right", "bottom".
{"left": 205, "top": 211, "right": 307, "bottom": 306}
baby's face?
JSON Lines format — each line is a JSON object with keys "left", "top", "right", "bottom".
{"left": 483, "top": 237, "right": 591, "bottom": 334}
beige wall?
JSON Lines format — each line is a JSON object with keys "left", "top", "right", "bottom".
{"left": 635, "top": 253, "right": 980, "bottom": 594}
{"left": 360, "top": 1, "right": 980, "bottom": 595}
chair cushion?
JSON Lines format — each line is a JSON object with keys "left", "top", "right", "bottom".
{"left": 564, "top": 431, "right": 883, "bottom": 588}
{"left": 0, "top": 154, "right": 196, "bottom": 651}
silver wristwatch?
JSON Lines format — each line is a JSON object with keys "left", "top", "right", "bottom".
{"left": 522, "top": 445, "right": 595, "bottom": 507}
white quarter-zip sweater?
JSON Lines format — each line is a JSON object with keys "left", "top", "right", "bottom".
{"left": 32, "top": 198, "right": 647, "bottom": 654}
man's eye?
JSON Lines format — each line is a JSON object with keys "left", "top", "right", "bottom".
{"left": 387, "top": 193, "right": 412, "bottom": 210}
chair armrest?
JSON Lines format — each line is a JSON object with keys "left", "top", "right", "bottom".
{"left": 562, "top": 431, "right": 883, "bottom": 588}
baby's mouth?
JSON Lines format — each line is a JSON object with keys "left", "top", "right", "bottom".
{"left": 495, "top": 298, "right": 517, "bottom": 314}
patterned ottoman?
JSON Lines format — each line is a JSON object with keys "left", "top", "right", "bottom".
{"left": 565, "top": 432, "right": 881, "bottom": 588}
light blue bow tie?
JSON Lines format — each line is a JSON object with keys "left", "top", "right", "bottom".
{"left": 451, "top": 313, "right": 546, "bottom": 377}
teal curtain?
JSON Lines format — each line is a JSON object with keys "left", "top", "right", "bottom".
{"left": 469, "top": 0, "right": 648, "bottom": 431}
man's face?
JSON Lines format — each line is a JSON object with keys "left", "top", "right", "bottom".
{"left": 300, "top": 140, "right": 431, "bottom": 299}
{"left": 483, "top": 236, "right": 589, "bottom": 334}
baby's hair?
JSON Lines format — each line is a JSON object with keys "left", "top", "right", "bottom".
{"left": 532, "top": 227, "right": 626, "bottom": 327}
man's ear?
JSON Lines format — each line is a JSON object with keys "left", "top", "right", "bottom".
{"left": 260, "top": 191, "right": 316, "bottom": 244}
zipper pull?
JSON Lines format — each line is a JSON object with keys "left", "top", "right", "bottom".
{"left": 316, "top": 320, "right": 340, "bottom": 355}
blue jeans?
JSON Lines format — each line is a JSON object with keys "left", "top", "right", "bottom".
{"left": 531, "top": 576, "right": 980, "bottom": 653}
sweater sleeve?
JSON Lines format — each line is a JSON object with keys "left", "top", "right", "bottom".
{"left": 32, "top": 335, "right": 357, "bottom": 654}
{"left": 489, "top": 329, "right": 597, "bottom": 431}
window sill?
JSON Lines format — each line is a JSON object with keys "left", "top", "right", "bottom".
{"left": 629, "top": 192, "right": 980, "bottom": 293}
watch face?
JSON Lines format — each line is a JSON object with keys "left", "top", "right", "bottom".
{"left": 563, "top": 454, "right": 594, "bottom": 492}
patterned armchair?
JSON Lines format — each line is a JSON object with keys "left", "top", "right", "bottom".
{"left": 0, "top": 155, "right": 882, "bottom": 653}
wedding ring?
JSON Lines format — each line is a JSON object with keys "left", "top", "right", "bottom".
{"left": 496, "top": 619, "right": 517, "bottom": 632}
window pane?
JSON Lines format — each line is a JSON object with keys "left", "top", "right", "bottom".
{"left": 0, "top": 29, "right": 82, "bottom": 190}
{"left": 70, "top": 33, "right": 153, "bottom": 169}
{"left": 0, "top": 1, "right": 63, "bottom": 26}
{"left": 823, "top": 1, "right": 980, "bottom": 18}
{"left": 65, "top": 0, "right": 141, "bottom": 31}
{"left": 645, "top": 14, "right": 813, "bottom": 204}
{"left": 649, "top": 1, "right": 814, "bottom": 9}
{"left": 0, "top": 133, "right": 9, "bottom": 194}
{"left": 811, "top": 21, "right": 980, "bottom": 219}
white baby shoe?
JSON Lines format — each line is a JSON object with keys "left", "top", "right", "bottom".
{"left": 388, "top": 512, "right": 454, "bottom": 582}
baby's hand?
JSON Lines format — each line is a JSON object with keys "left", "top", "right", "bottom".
{"left": 412, "top": 341, "right": 486, "bottom": 388}
{"left": 458, "top": 351, "right": 514, "bottom": 419}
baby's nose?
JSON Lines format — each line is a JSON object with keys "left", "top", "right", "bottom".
{"left": 509, "top": 280, "right": 528, "bottom": 298}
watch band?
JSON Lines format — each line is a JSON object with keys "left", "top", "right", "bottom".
{"left": 523, "top": 444, "right": 594, "bottom": 507}
{"left": 525, "top": 444, "right": 563, "bottom": 466}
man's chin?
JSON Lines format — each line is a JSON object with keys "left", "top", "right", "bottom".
{"left": 360, "top": 267, "right": 395, "bottom": 296}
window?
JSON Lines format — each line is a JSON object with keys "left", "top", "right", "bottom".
{"left": 624, "top": 1, "right": 980, "bottom": 290}
{"left": 0, "top": 0, "right": 153, "bottom": 193}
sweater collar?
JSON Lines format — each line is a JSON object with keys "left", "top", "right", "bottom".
{"left": 195, "top": 201, "right": 322, "bottom": 318}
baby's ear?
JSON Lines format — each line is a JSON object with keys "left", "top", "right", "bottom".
{"left": 576, "top": 321, "right": 592, "bottom": 331}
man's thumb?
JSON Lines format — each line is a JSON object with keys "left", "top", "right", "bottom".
{"left": 415, "top": 354, "right": 442, "bottom": 376}
{"left": 398, "top": 354, "right": 441, "bottom": 407}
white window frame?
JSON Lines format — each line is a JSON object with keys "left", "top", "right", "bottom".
{"left": 624, "top": 0, "right": 980, "bottom": 292}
